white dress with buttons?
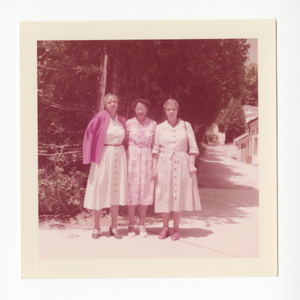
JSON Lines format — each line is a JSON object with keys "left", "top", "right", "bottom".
{"left": 152, "top": 119, "right": 201, "bottom": 213}
{"left": 84, "top": 116, "right": 127, "bottom": 210}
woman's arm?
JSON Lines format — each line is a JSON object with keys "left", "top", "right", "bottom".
{"left": 151, "top": 125, "right": 160, "bottom": 180}
{"left": 152, "top": 153, "right": 159, "bottom": 180}
{"left": 185, "top": 122, "right": 199, "bottom": 176}
{"left": 124, "top": 120, "right": 130, "bottom": 150}
{"left": 83, "top": 113, "right": 103, "bottom": 164}
{"left": 185, "top": 121, "right": 199, "bottom": 155}
{"left": 189, "top": 153, "right": 198, "bottom": 177}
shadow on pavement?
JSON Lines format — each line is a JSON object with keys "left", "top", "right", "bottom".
{"left": 146, "top": 227, "right": 213, "bottom": 239}
{"left": 197, "top": 145, "right": 258, "bottom": 190}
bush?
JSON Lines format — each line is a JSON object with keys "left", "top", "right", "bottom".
{"left": 205, "top": 130, "right": 219, "bottom": 145}
{"left": 198, "top": 142, "right": 207, "bottom": 157}
{"left": 39, "top": 167, "right": 88, "bottom": 215}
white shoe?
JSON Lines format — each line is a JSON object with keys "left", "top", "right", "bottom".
{"left": 139, "top": 225, "right": 148, "bottom": 238}
{"left": 128, "top": 225, "right": 135, "bottom": 237}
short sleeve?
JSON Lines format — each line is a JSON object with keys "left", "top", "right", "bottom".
{"left": 152, "top": 125, "right": 160, "bottom": 155}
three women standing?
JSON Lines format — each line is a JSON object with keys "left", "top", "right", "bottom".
{"left": 83, "top": 95, "right": 201, "bottom": 241}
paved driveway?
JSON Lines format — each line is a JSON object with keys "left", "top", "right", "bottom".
{"left": 39, "top": 144, "right": 259, "bottom": 259}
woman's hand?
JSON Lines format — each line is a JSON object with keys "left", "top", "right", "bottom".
{"left": 189, "top": 154, "right": 197, "bottom": 177}
{"left": 152, "top": 168, "right": 158, "bottom": 181}
{"left": 189, "top": 164, "right": 197, "bottom": 177}
{"left": 152, "top": 153, "right": 159, "bottom": 181}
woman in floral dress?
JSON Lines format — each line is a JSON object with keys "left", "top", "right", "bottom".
{"left": 126, "top": 99, "right": 157, "bottom": 237}
{"left": 152, "top": 99, "right": 201, "bottom": 241}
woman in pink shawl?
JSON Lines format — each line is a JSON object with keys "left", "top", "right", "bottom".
{"left": 83, "top": 94, "right": 127, "bottom": 239}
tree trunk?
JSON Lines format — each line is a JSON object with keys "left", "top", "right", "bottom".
{"left": 111, "top": 42, "right": 120, "bottom": 94}
{"left": 97, "top": 46, "right": 108, "bottom": 112}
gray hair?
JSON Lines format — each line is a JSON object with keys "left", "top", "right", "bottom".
{"left": 163, "top": 99, "right": 179, "bottom": 111}
{"left": 104, "top": 93, "right": 119, "bottom": 103}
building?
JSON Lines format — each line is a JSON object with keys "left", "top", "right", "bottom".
{"left": 243, "top": 105, "right": 258, "bottom": 123}
{"left": 234, "top": 106, "right": 258, "bottom": 165}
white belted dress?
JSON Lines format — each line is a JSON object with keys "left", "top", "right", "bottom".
{"left": 152, "top": 119, "right": 201, "bottom": 213}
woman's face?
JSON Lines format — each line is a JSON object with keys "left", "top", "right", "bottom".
{"left": 135, "top": 102, "right": 148, "bottom": 121}
{"left": 165, "top": 103, "right": 178, "bottom": 121}
{"left": 105, "top": 96, "right": 118, "bottom": 114}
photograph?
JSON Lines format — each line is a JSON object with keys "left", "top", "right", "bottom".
{"left": 20, "top": 21, "right": 276, "bottom": 278}
{"left": 37, "top": 38, "right": 259, "bottom": 260}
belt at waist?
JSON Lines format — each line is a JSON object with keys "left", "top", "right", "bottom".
{"left": 159, "top": 150, "right": 187, "bottom": 158}
{"left": 104, "top": 144, "right": 122, "bottom": 146}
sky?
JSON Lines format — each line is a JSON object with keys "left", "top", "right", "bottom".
{"left": 247, "top": 39, "right": 258, "bottom": 64}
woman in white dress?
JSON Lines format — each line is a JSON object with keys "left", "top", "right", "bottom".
{"left": 83, "top": 94, "right": 127, "bottom": 239}
{"left": 152, "top": 99, "right": 201, "bottom": 241}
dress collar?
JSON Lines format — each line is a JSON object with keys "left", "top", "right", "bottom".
{"left": 164, "top": 118, "right": 183, "bottom": 129}
{"left": 134, "top": 117, "right": 149, "bottom": 126}
{"left": 105, "top": 110, "right": 118, "bottom": 123}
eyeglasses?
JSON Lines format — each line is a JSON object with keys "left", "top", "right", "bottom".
{"left": 135, "top": 108, "right": 147, "bottom": 112}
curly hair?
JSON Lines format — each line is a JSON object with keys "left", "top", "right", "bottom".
{"left": 131, "top": 98, "right": 151, "bottom": 110}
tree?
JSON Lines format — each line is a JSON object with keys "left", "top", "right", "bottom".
{"left": 38, "top": 41, "right": 105, "bottom": 213}
{"left": 37, "top": 39, "right": 252, "bottom": 214}
{"left": 240, "top": 63, "right": 258, "bottom": 106}
{"left": 216, "top": 98, "right": 247, "bottom": 143}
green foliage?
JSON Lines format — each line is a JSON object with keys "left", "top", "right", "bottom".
{"left": 216, "top": 98, "right": 247, "bottom": 143}
{"left": 198, "top": 142, "right": 208, "bottom": 157}
{"left": 37, "top": 39, "right": 253, "bottom": 214}
{"left": 204, "top": 129, "right": 219, "bottom": 145}
{"left": 240, "top": 63, "right": 258, "bottom": 106}
{"left": 39, "top": 167, "right": 88, "bottom": 215}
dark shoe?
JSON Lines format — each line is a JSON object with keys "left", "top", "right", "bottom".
{"left": 158, "top": 227, "right": 170, "bottom": 239}
{"left": 92, "top": 228, "right": 101, "bottom": 239}
{"left": 171, "top": 229, "right": 180, "bottom": 241}
{"left": 109, "top": 226, "right": 122, "bottom": 239}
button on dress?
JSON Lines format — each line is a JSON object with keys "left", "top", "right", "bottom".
{"left": 84, "top": 116, "right": 127, "bottom": 210}
{"left": 126, "top": 117, "right": 157, "bottom": 206}
{"left": 152, "top": 119, "right": 201, "bottom": 213}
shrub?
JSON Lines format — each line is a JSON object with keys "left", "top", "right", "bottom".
{"left": 39, "top": 167, "right": 88, "bottom": 215}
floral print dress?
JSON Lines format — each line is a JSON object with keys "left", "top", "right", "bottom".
{"left": 126, "top": 117, "right": 157, "bottom": 206}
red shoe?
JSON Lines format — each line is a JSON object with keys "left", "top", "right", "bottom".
{"left": 92, "top": 228, "right": 101, "bottom": 239}
{"left": 158, "top": 227, "right": 170, "bottom": 239}
{"left": 109, "top": 226, "right": 122, "bottom": 239}
{"left": 171, "top": 229, "right": 180, "bottom": 241}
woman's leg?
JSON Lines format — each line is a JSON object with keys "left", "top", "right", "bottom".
{"left": 138, "top": 205, "right": 148, "bottom": 236}
{"left": 110, "top": 205, "right": 119, "bottom": 230}
{"left": 138, "top": 205, "right": 147, "bottom": 226}
{"left": 158, "top": 212, "right": 170, "bottom": 239}
{"left": 93, "top": 209, "right": 102, "bottom": 231}
{"left": 128, "top": 205, "right": 136, "bottom": 233}
{"left": 173, "top": 211, "right": 182, "bottom": 231}
{"left": 161, "top": 212, "right": 170, "bottom": 229}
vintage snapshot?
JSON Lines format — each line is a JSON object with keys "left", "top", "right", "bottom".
{"left": 20, "top": 21, "right": 277, "bottom": 278}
